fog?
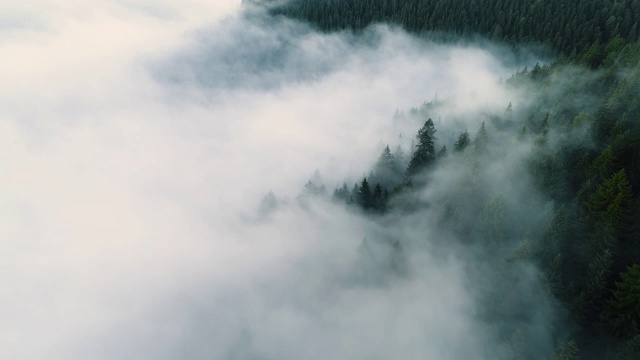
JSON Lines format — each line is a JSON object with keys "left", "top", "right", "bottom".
{"left": 1, "top": 2, "right": 557, "bottom": 359}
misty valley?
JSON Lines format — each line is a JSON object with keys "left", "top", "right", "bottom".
{"left": 3, "top": 1, "right": 640, "bottom": 359}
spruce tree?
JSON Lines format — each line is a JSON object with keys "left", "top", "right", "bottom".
{"left": 407, "top": 118, "right": 436, "bottom": 175}
{"left": 454, "top": 130, "right": 470, "bottom": 152}
{"left": 358, "top": 177, "right": 372, "bottom": 209}
{"left": 474, "top": 121, "right": 488, "bottom": 152}
{"left": 602, "top": 264, "right": 640, "bottom": 337}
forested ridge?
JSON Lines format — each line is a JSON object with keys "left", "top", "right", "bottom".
{"left": 271, "top": 0, "right": 640, "bottom": 55}
{"left": 258, "top": 1, "right": 640, "bottom": 359}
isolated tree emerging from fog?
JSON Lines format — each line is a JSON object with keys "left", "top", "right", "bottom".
{"left": 406, "top": 118, "right": 436, "bottom": 176}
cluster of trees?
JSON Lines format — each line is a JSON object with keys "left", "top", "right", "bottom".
{"left": 265, "top": 2, "right": 640, "bottom": 358}
{"left": 512, "top": 41, "right": 640, "bottom": 357}
{"left": 325, "top": 117, "right": 489, "bottom": 214}
{"left": 271, "top": 0, "right": 640, "bottom": 55}
{"left": 278, "top": 36, "right": 640, "bottom": 360}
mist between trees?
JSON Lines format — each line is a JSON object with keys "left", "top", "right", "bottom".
{"left": 2, "top": 1, "right": 640, "bottom": 359}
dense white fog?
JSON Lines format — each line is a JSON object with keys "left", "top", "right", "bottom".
{"left": 0, "top": 2, "right": 554, "bottom": 359}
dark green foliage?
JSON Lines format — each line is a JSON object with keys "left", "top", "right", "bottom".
{"left": 406, "top": 118, "right": 437, "bottom": 176}
{"left": 540, "top": 206, "right": 568, "bottom": 263}
{"left": 602, "top": 264, "right": 640, "bottom": 337}
{"left": 358, "top": 177, "right": 372, "bottom": 209}
{"left": 371, "top": 182, "right": 388, "bottom": 213}
{"left": 531, "top": 149, "right": 569, "bottom": 200}
{"left": 548, "top": 339, "right": 580, "bottom": 360}
{"left": 615, "top": 335, "right": 640, "bottom": 359}
{"left": 272, "top": 0, "right": 640, "bottom": 55}
{"left": 537, "top": 113, "right": 550, "bottom": 145}
{"left": 582, "top": 170, "right": 633, "bottom": 254}
{"left": 572, "top": 249, "right": 613, "bottom": 325}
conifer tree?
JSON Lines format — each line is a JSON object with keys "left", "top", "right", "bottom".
{"left": 406, "top": 118, "right": 437, "bottom": 175}
{"left": 474, "top": 121, "right": 488, "bottom": 152}
{"left": 537, "top": 113, "right": 550, "bottom": 145}
{"left": 438, "top": 145, "right": 448, "bottom": 158}
{"left": 371, "top": 183, "right": 385, "bottom": 212}
{"left": 358, "top": 177, "right": 372, "bottom": 209}
{"left": 585, "top": 170, "right": 632, "bottom": 252}
{"left": 376, "top": 145, "right": 394, "bottom": 171}
{"left": 602, "top": 264, "right": 640, "bottom": 337}
{"left": 394, "top": 144, "right": 407, "bottom": 173}
{"left": 454, "top": 130, "right": 470, "bottom": 152}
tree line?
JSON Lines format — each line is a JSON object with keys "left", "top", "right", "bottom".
{"left": 271, "top": 0, "right": 640, "bottom": 55}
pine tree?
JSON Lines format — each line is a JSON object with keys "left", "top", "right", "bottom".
{"left": 333, "top": 182, "right": 349, "bottom": 202}
{"left": 358, "top": 177, "right": 372, "bottom": 209}
{"left": 572, "top": 249, "right": 613, "bottom": 325}
{"left": 374, "top": 145, "right": 402, "bottom": 186}
{"left": 585, "top": 170, "right": 632, "bottom": 252}
{"left": 454, "top": 130, "right": 470, "bottom": 152}
{"left": 537, "top": 113, "right": 550, "bottom": 145}
{"left": 438, "top": 145, "right": 448, "bottom": 158}
{"left": 602, "top": 264, "right": 640, "bottom": 337}
{"left": 406, "top": 118, "right": 437, "bottom": 175}
{"left": 348, "top": 183, "right": 359, "bottom": 205}
{"left": 394, "top": 144, "right": 407, "bottom": 173}
{"left": 375, "top": 145, "right": 394, "bottom": 171}
{"left": 588, "top": 145, "right": 615, "bottom": 184}
{"left": 371, "top": 182, "right": 385, "bottom": 212}
{"left": 474, "top": 121, "right": 488, "bottom": 152}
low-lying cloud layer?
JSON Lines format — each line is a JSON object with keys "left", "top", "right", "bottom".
{"left": 1, "top": 2, "right": 552, "bottom": 359}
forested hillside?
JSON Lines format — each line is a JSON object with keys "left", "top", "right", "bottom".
{"left": 272, "top": 0, "right": 640, "bottom": 55}
{"left": 265, "top": 1, "right": 640, "bottom": 358}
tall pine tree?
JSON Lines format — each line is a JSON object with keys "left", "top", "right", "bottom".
{"left": 407, "top": 118, "right": 437, "bottom": 176}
